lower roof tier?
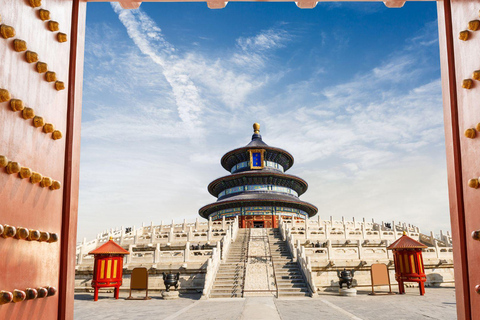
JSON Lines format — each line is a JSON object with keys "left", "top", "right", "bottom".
{"left": 198, "top": 193, "right": 318, "bottom": 219}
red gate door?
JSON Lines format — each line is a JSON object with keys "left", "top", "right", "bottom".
{"left": 0, "top": 1, "right": 85, "bottom": 319}
{"left": 439, "top": 1, "right": 480, "bottom": 319}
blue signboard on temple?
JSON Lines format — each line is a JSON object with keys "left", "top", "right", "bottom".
{"left": 249, "top": 149, "right": 265, "bottom": 169}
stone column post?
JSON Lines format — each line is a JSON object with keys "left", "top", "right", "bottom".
{"left": 185, "top": 241, "right": 190, "bottom": 262}
{"left": 154, "top": 243, "right": 161, "bottom": 264}
{"left": 150, "top": 221, "right": 155, "bottom": 244}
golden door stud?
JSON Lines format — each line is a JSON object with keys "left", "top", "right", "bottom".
{"left": 13, "top": 39, "right": 27, "bottom": 52}
{"left": 469, "top": 20, "right": 480, "bottom": 31}
{"left": 55, "top": 81, "right": 65, "bottom": 91}
{"left": 52, "top": 130, "right": 63, "bottom": 140}
{"left": 47, "top": 21, "right": 59, "bottom": 32}
{"left": 463, "top": 79, "right": 473, "bottom": 89}
{"left": 43, "top": 123, "right": 55, "bottom": 133}
{"left": 468, "top": 178, "right": 480, "bottom": 189}
{"left": 25, "top": 51, "right": 38, "bottom": 63}
{"left": 29, "top": 0, "right": 42, "bottom": 7}
{"left": 30, "top": 172, "right": 42, "bottom": 184}
{"left": 39, "top": 9, "right": 50, "bottom": 21}
{"left": 33, "top": 116, "right": 44, "bottom": 128}
{"left": 40, "top": 177, "right": 52, "bottom": 188}
{"left": 465, "top": 128, "right": 476, "bottom": 139}
{"left": 36, "top": 62, "right": 48, "bottom": 73}
{"left": 57, "top": 33, "right": 67, "bottom": 43}
{"left": 459, "top": 30, "right": 470, "bottom": 41}
{"left": 45, "top": 71, "right": 56, "bottom": 82}
{"left": 0, "top": 25, "right": 15, "bottom": 39}
{"left": 19, "top": 167, "right": 32, "bottom": 179}
{"left": 10, "top": 99, "right": 24, "bottom": 112}
{"left": 6, "top": 161, "right": 21, "bottom": 174}
{"left": 22, "top": 107, "right": 35, "bottom": 120}
{"left": 0, "top": 155, "right": 7, "bottom": 168}
{"left": 0, "top": 88, "right": 11, "bottom": 102}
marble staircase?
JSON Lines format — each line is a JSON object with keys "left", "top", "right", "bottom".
{"left": 268, "top": 229, "right": 310, "bottom": 297}
{"left": 209, "top": 229, "right": 249, "bottom": 298}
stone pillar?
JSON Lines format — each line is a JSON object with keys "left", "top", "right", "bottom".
{"left": 222, "top": 216, "right": 226, "bottom": 230}
{"left": 357, "top": 240, "right": 362, "bottom": 259}
{"left": 125, "top": 244, "right": 134, "bottom": 265}
{"left": 151, "top": 225, "right": 156, "bottom": 244}
{"left": 155, "top": 243, "right": 161, "bottom": 263}
{"left": 188, "top": 226, "right": 193, "bottom": 242}
{"left": 195, "top": 218, "right": 200, "bottom": 230}
{"left": 183, "top": 219, "right": 187, "bottom": 232}
{"left": 150, "top": 221, "right": 154, "bottom": 243}
{"left": 327, "top": 240, "right": 332, "bottom": 260}
{"left": 77, "top": 245, "right": 84, "bottom": 265}
{"left": 185, "top": 241, "right": 190, "bottom": 262}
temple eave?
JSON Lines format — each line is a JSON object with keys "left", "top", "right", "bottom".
{"left": 198, "top": 198, "right": 318, "bottom": 219}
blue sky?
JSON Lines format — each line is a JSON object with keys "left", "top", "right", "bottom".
{"left": 77, "top": 2, "right": 448, "bottom": 241}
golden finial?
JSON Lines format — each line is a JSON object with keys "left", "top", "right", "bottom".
{"left": 109, "top": 236, "right": 113, "bottom": 240}
{"left": 403, "top": 231, "right": 407, "bottom": 236}
{"left": 253, "top": 123, "right": 260, "bottom": 134}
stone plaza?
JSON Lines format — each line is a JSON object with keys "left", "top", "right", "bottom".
{"left": 74, "top": 286, "right": 457, "bottom": 320}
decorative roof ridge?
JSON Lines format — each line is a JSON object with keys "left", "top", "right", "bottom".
{"left": 387, "top": 234, "right": 427, "bottom": 250}
{"left": 88, "top": 239, "right": 130, "bottom": 255}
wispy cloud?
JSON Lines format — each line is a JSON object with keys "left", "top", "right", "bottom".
{"left": 112, "top": 3, "right": 203, "bottom": 137}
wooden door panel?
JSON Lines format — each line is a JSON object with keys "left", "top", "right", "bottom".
{"left": 439, "top": 1, "right": 480, "bottom": 318}
{"left": 0, "top": 1, "right": 84, "bottom": 319}
{"left": 450, "top": 1, "right": 480, "bottom": 318}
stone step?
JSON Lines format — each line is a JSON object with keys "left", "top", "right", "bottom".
{"left": 210, "top": 291, "right": 243, "bottom": 296}
{"left": 215, "top": 274, "right": 244, "bottom": 278}
{"left": 276, "top": 283, "right": 308, "bottom": 289}
{"left": 209, "top": 292, "right": 243, "bottom": 298}
{"left": 277, "top": 291, "right": 309, "bottom": 297}
{"left": 216, "top": 272, "right": 244, "bottom": 277}
{"left": 278, "top": 288, "right": 309, "bottom": 293}
{"left": 274, "top": 266, "right": 300, "bottom": 270}
{"left": 275, "top": 271, "right": 302, "bottom": 276}
{"left": 277, "top": 275, "right": 304, "bottom": 280}
{"left": 216, "top": 271, "right": 244, "bottom": 276}
{"left": 276, "top": 279, "right": 305, "bottom": 284}
{"left": 212, "top": 283, "right": 243, "bottom": 287}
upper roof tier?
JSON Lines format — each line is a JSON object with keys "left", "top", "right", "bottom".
{"left": 221, "top": 123, "right": 294, "bottom": 172}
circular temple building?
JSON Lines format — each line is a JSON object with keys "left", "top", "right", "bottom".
{"left": 199, "top": 123, "right": 318, "bottom": 228}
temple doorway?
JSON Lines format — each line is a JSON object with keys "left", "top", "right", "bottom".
{"left": 253, "top": 221, "right": 264, "bottom": 228}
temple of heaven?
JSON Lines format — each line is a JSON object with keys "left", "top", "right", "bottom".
{"left": 199, "top": 123, "right": 318, "bottom": 228}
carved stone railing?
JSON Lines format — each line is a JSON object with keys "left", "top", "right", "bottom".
{"left": 279, "top": 217, "right": 316, "bottom": 295}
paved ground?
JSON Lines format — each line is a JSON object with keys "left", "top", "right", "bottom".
{"left": 74, "top": 287, "right": 457, "bottom": 320}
